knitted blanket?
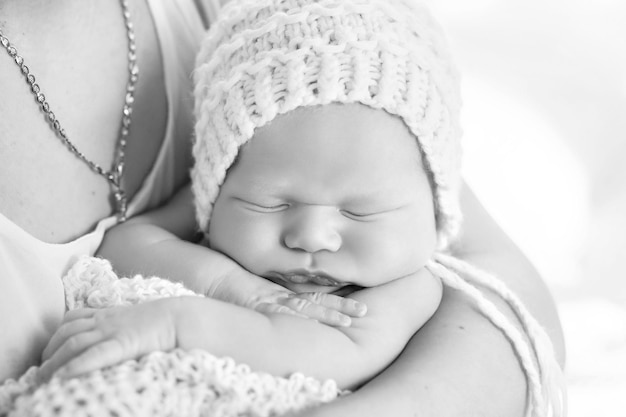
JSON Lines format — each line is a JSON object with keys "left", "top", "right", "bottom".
{"left": 0, "top": 257, "right": 341, "bottom": 417}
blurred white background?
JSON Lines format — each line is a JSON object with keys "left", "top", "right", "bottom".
{"left": 423, "top": 0, "right": 626, "bottom": 415}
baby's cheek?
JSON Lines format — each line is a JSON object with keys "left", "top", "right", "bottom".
{"left": 341, "top": 230, "right": 416, "bottom": 284}
{"left": 226, "top": 217, "right": 284, "bottom": 274}
{"left": 374, "top": 225, "right": 434, "bottom": 275}
{"left": 381, "top": 238, "right": 427, "bottom": 275}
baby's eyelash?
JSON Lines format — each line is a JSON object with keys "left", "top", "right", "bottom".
{"left": 241, "top": 200, "right": 290, "bottom": 212}
{"left": 256, "top": 203, "right": 289, "bottom": 210}
{"left": 340, "top": 209, "right": 377, "bottom": 219}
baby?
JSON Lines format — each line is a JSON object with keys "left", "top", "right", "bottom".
{"left": 36, "top": 0, "right": 560, "bottom": 415}
{"left": 39, "top": 0, "right": 453, "bottom": 388}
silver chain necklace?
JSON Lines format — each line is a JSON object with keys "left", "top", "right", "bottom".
{"left": 0, "top": 0, "right": 138, "bottom": 221}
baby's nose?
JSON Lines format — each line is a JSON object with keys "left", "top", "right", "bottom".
{"left": 282, "top": 206, "right": 342, "bottom": 253}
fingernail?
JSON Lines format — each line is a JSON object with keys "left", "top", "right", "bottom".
{"left": 339, "top": 315, "right": 352, "bottom": 327}
{"left": 354, "top": 302, "right": 367, "bottom": 316}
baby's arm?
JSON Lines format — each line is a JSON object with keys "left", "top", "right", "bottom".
{"left": 39, "top": 268, "right": 441, "bottom": 389}
{"left": 297, "top": 184, "right": 566, "bottom": 417}
{"left": 97, "top": 185, "right": 363, "bottom": 326}
{"left": 98, "top": 185, "right": 251, "bottom": 296}
{"left": 173, "top": 268, "right": 442, "bottom": 389}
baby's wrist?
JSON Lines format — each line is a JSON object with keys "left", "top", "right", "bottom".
{"left": 164, "top": 297, "right": 187, "bottom": 350}
{"left": 207, "top": 266, "right": 266, "bottom": 308}
{"left": 186, "top": 250, "right": 244, "bottom": 297}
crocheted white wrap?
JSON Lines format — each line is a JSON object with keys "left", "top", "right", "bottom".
{"left": 192, "top": 0, "right": 463, "bottom": 248}
{"left": 0, "top": 257, "right": 340, "bottom": 417}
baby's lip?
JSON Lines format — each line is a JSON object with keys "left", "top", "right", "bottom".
{"left": 267, "top": 270, "right": 346, "bottom": 287}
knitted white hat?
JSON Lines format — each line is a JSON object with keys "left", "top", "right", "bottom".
{"left": 192, "top": 0, "right": 463, "bottom": 247}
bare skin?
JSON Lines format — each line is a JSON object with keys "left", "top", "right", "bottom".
{"left": 101, "top": 183, "right": 566, "bottom": 417}
{"left": 297, "top": 184, "right": 566, "bottom": 417}
{"left": 0, "top": 0, "right": 183, "bottom": 381}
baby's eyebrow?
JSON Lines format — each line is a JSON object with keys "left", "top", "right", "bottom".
{"left": 342, "top": 192, "right": 407, "bottom": 208}
{"left": 236, "top": 178, "right": 289, "bottom": 198}
{"left": 342, "top": 194, "right": 382, "bottom": 205}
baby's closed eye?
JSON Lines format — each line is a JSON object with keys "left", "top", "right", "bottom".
{"left": 339, "top": 204, "right": 406, "bottom": 221}
{"left": 339, "top": 209, "right": 380, "bottom": 220}
{"left": 236, "top": 198, "right": 290, "bottom": 213}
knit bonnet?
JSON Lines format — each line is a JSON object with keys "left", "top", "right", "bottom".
{"left": 192, "top": 0, "right": 463, "bottom": 247}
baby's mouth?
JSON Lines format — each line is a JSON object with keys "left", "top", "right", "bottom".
{"left": 266, "top": 270, "right": 346, "bottom": 287}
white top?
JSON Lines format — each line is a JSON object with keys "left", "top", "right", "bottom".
{"left": 0, "top": 0, "right": 221, "bottom": 283}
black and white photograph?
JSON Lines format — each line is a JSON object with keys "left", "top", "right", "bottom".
{"left": 1, "top": 0, "right": 624, "bottom": 416}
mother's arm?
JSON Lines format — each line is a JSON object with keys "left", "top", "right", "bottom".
{"left": 297, "top": 183, "right": 566, "bottom": 417}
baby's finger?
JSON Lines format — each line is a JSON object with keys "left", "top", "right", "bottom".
{"left": 255, "top": 302, "right": 308, "bottom": 318}
{"left": 54, "top": 338, "right": 126, "bottom": 379}
{"left": 279, "top": 297, "right": 351, "bottom": 327}
{"left": 38, "top": 329, "right": 104, "bottom": 382}
{"left": 297, "top": 293, "right": 367, "bottom": 318}
{"left": 42, "top": 317, "right": 96, "bottom": 361}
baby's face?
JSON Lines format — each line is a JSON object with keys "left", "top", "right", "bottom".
{"left": 208, "top": 103, "right": 437, "bottom": 293}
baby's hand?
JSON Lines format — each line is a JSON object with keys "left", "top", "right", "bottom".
{"left": 209, "top": 271, "right": 366, "bottom": 327}
{"left": 253, "top": 290, "right": 367, "bottom": 327}
{"left": 38, "top": 299, "right": 179, "bottom": 382}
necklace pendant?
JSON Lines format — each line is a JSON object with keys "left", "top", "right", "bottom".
{"left": 109, "top": 170, "right": 127, "bottom": 222}
{"left": 113, "top": 186, "right": 128, "bottom": 222}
